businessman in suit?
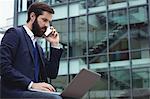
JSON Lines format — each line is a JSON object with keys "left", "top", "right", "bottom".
{"left": 0, "top": 2, "right": 63, "bottom": 99}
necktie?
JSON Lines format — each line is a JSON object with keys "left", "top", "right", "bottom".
{"left": 33, "top": 42, "right": 39, "bottom": 82}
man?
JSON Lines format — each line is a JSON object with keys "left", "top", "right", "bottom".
{"left": 0, "top": 2, "right": 63, "bottom": 99}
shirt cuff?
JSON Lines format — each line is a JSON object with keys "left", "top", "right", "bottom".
{"left": 28, "top": 81, "right": 34, "bottom": 90}
{"left": 51, "top": 43, "right": 63, "bottom": 49}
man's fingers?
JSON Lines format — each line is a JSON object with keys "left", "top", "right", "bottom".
{"left": 50, "top": 31, "right": 58, "bottom": 38}
{"left": 49, "top": 84, "right": 56, "bottom": 92}
{"left": 40, "top": 87, "right": 51, "bottom": 92}
{"left": 42, "top": 83, "right": 56, "bottom": 92}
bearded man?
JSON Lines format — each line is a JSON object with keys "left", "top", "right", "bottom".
{"left": 0, "top": 2, "right": 63, "bottom": 99}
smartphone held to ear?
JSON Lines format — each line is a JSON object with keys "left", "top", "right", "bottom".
{"left": 44, "top": 26, "right": 53, "bottom": 37}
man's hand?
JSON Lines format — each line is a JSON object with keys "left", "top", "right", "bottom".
{"left": 31, "top": 82, "right": 56, "bottom": 92}
{"left": 44, "top": 26, "right": 60, "bottom": 47}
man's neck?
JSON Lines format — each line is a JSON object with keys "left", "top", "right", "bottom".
{"left": 25, "top": 22, "right": 32, "bottom": 31}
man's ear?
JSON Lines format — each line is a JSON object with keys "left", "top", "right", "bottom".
{"left": 30, "top": 12, "right": 36, "bottom": 23}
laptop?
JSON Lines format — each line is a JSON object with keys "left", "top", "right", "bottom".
{"left": 30, "top": 68, "right": 101, "bottom": 99}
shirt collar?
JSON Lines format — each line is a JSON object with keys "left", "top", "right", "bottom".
{"left": 23, "top": 25, "right": 38, "bottom": 42}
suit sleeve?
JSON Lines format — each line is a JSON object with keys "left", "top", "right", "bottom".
{"left": 0, "top": 28, "right": 32, "bottom": 89}
{"left": 45, "top": 47, "right": 63, "bottom": 79}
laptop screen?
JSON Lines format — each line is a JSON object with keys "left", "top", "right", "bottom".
{"left": 61, "top": 68, "right": 101, "bottom": 98}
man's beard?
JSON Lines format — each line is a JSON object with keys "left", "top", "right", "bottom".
{"left": 32, "top": 19, "right": 47, "bottom": 37}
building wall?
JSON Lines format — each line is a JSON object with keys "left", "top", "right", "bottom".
{"left": 16, "top": 0, "right": 150, "bottom": 98}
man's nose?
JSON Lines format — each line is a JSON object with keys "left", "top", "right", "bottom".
{"left": 45, "top": 23, "right": 49, "bottom": 27}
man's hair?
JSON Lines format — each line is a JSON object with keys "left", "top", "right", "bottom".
{"left": 27, "top": 2, "right": 54, "bottom": 22}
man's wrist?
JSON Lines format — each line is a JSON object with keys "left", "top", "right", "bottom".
{"left": 51, "top": 43, "right": 63, "bottom": 49}
{"left": 28, "top": 81, "right": 34, "bottom": 90}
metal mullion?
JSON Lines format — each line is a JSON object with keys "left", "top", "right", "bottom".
{"left": 148, "top": 0, "right": 150, "bottom": 48}
{"left": 13, "top": 0, "right": 18, "bottom": 27}
{"left": 106, "top": 0, "right": 111, "bottom": 99}
{"left": 86, "top": 0, "right": 89, "bottom": 70}
{"left": 67, "top": 0, "right": 71, "bottom": 84}
{"left": 85, "top": 0, "right": 90, "bottom": 99}
{"left": 126, "top": 0, "right": 133, "bottom": 99}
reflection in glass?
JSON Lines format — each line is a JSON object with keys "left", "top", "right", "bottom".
{"left": 133, "top": 68, "right": 150, "bottom": 88}
{"left": 129, "top": 0, "right": 147, "bottom": 7}
{"left": 80, "top": 0, "right": 106, "bottom": 14}
{"left": 52, "top": 0, "right": 67, "bottom": 4}
{"left": 108, "top": 9, "right": 128, "bottom": 52}
{"left": 132, "top": 68, "right": 150, "bottom": 99}
{"left": 131, "top": 51, "right": 141, "bottom": 59}
{"left": 131, "top": 50, "right": 150, "bottom": 68}
{"left": 87, "top": 0, "right": 106, "bottom": 8}
{"left": 108, "top": 9, "right": 128, "bottom": 53}
{"left": 108, "top": 0, "right": 126, "bottom": 4}
{"left": 79, "top": 0, "right": 86, "bottom": 9}
{"left": 110, "top": 70, "right": 130, "bottom": 98}
{"left": 18, "top": 0, "right": 28, "bottom": 12}
{"left": 131, "top": 50, "right": 150, "bottom": 60}
{"left": 69, "top": 16, "right": 87, "bottom": 57}
{"left": 88, "top": 55, "right": 108, "bottom": 98}
{"left": 88, "top": 13, "right": 107, "bottom": 55}
{"left": 38, "top": 0, "right": 49, "bottom": 4}
{"left": 109, "top": 52, "right": 129, "bottom": 62}
{"left": 53, "top": 19, "right": 68, "bottom": 58}
{"left": 89, "top": 55, "right": 107, "bottom": 67}
{"left": 69, "top": 57, "right": 87, "bottom": 73}
{"left": 38, "top": 0, "right": 67, "bottom": 5}
{"left": 129, "top": 6, "right": 149, "bottom": 50}
{"left": 110, "top": 52, "right": 130, "bottom": 70}
{"left": 69, "top": 0, "right": 79, "bottom": 2}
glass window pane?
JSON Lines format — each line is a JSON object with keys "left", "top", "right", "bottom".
{"left": 131, "top": 50, "right": 150, "bottom": 59}
{"left": 69, "top": 0, "right": 79, "bottom": 2}
{"left": 69, "top": 1, "right": 85, "bottom": 18}
{"left": 109, "top": 52, "right": 129, "bottom": 61}
{"left": 133, "top": 68, "right": 150, "bottom": 88}
{"left": 18, "top": 0, "right": 21, "bottom": 12}
{"left": 132, "top": 68, "right": 150, "bottom": 99}
{"left": 89, "top": 55, "right": 108, "bottom": 99}
{"left": 69, "top": 16, "right": 87, "bottom": 57}
{"left": 38, "top": 0, "right": 67, "bottom": 5}
{"left": 108, "top": 0, "right": 126, "bottom": 4}
{"left": 79, "top": 0, "right": 87, "bottom": 15}
{"left": 129, "top": 6, "right": 149, "bottom": 50}
{"left": 89, "top": 55, "right": 108, "bottom": 70}
{"left": 88, "top": 13, "right": 107, "bottom": 55}
{"left": 108, "top": 0, "right": 127, "bottom": 10}
{"left": 87, "top": 0, "right": 106, "bottom": 14}
{"left": 53, "top": 19, "right": 68, "bottom": 58}
{"left": 22, "top": 0, "right": 27, "bottom": 11}
{"left": 110, "top": 52, "right": 130, "bottom": 69}
{"left": 131, "top": 50, "right": 150, "bottom": 67}
{"left": 108, "top": 9, "right": 128, "bottom": 52}
{"left": 38, "top": 0, "right": 50, "bottom": 4}
{"left": 129, "top": 0, "right": 147, "bottom": 7}
{"left": 69, "top": 57, "right": 88, "bottom": 74}
{"left": 110, "top": 70, "right": 130, "bottom": 98}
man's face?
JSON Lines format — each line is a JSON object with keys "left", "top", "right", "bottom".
{"left": 32, "top": 11, "right": 52, "bottom": 37}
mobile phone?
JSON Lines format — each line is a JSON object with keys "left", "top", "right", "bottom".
{"left": 44, "top": 26, "right": 52, "bottom": 37}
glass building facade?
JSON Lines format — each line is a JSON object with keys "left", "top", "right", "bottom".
{"left": 15, "top": 0, "right": 150, "bottom": 98}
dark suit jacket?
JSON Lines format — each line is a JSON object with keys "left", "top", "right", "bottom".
{"left": 0, "top": 26, "right": 63, "bottom": 98}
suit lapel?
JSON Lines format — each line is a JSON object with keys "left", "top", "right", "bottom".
{"left": 21, "top": 27, "right": 35, "bottom": 64}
